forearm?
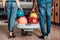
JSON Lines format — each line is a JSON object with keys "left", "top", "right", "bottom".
{"left": 16, "top": 0, "right": 21, "bottom": 8}
{"left": 2, "top": 0, "right": 6, "bottom": 6}
{"left": 33, "top": 0, "right": 36, "bottom": 8}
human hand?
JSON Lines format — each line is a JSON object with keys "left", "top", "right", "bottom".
{"left": 31, "top": 8, "right": 35, "bottom": 13}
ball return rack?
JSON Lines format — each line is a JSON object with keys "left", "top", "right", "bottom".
{"left": 17, "top": 24, "right": 40, "bottom": 36}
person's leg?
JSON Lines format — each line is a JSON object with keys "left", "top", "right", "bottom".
{"left": 38, "top": 4, "right": 46, "bottom": 39}
{"left": 46, "top": 3, "right": 52, "bottom": 35}
{"left": 6, "top": 2, "right": 11, "bottom": 31}
{"left": 9, "top": 2, "right": 18, "bottom": 37}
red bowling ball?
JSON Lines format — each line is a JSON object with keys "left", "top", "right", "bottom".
{"left": 28, "top": 17, "right": 39, "bottom": 24}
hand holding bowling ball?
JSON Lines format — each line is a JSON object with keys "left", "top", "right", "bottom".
{"left": 30, "top": 12, "right": 38, "bottom": 18}
{"left": 31, "top": 8, "right": 35, "bottom": 13}
{"left": 17, "top": 9, "right": 24, "bottom": 18}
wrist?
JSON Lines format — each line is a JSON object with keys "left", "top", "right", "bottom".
{"left": 18, "top": 7, "right": 22, "bottom": 10}
{"left": 3, "top": 5, "right": 5, "bottom": 8}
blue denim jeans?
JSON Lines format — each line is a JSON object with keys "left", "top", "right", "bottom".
{"left": 6, "top": 2, "right": 18, "bottom": 32}
{"left": 38, "top": 3, "right": 52, "bottom": 37}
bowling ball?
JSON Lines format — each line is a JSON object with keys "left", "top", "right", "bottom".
{"left": 17, "top": 9, "right": 24, "bottom": 17}
{"left": 17, "top": 16, "right": 28, "bottom": 24}
{"left": 30, "top": 12, "right": 38, "bottom": 18}
{"left": 28, "top": 17, "right": 39, "bottom": 24}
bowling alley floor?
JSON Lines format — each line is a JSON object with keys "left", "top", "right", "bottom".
{"left": 0, "top": 20, "right": 60, "bottom": 40}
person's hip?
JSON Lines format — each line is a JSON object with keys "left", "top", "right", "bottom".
{"left": 6, "top": 1, "right": 18, "bottom": 8}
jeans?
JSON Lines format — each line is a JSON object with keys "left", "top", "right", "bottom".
{"left": 6, "top": 2, "right": 18, "bottom": 32}
{"left": 38, "top": 3, "right": 52, "bottom": 37}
